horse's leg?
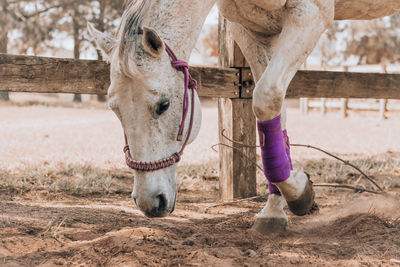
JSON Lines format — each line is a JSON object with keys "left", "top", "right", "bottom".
{"left": 229, "top": 23, "right": 289, "bottom": 234}
{"left": 253, "top": 0, "right": 334, "bottom": 217}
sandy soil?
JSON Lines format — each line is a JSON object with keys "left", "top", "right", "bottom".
{"left": 0, "top": 190, "right": 399, "bottom": 266}
{"left": 1, "top": 98, "right": 400, "bottom": 266}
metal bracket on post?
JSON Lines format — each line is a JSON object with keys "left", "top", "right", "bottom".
{"left": 238, "top": 67, "right": 255, "bottom": 99}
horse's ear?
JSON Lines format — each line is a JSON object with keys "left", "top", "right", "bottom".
{"left": 87, "top": 22, "right": 116, "bottom": 61}
{"left": 142, "top": 27, "right": 165, "bottom": 57}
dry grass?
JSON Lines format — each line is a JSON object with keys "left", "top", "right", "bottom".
{"left": 253, "top": 152, "right": 400, "bottom": 194}
{"left": 0, "top": 161, "right": 132, "bottom": 196}
{"left": 1, "top": 151, "right": 398, "bottom": 198}
{"left": 297, "top": 152, "right": 400, "bottom": 190}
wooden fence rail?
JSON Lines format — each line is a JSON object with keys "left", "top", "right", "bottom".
{"left": 2, "top": 54, "right": 400, "bottom": 99}
{"left": 0, "top": 54, "right": 239, "bottom": 98}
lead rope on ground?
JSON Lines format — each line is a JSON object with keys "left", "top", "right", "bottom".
{"left": 210, "top": 129, "right": 384, "bottom": 195}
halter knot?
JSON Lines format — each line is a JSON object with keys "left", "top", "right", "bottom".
{"left": 171, "top": 60, "right": 197, "bottom": 89}
{"left": 171, "top": 59, "right": 189, "bottom": 70}
{"left": 188, "top": 78, "right": 197, "bottom": 89}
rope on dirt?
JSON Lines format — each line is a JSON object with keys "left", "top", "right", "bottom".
{"left": 211, "top": 143, "right": 264, "bottom": 172}
{"left": 203, "top": 195, "right": 266, "bottom": 213}
{"left": 313, "top": 183, "right": 381, "bottom": 194}
{"left": 289, "top": 144, "right": 384, "bottom": 192}
{"left": 212, "top": 129, "right": 384, "bottom": 194}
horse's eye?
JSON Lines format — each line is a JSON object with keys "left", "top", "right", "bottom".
{"left": 156, "top": 99, "right": 170, "bottom": 115}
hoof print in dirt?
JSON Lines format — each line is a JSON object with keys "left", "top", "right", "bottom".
{"left": 251, "top": 217, "right": 287, "bottom": 235}
{"left": 287, "top": 174, "right": 317, "bottom": 216}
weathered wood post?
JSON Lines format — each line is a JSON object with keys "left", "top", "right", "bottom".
{"left": 340, "top": 66, "right": 349, "bottom": 118}
{"left": 379, "top": 65, "right": 388, "bottom": 120}
{"left": 320, "top": 98, "right": 327, "bottom": 115}
{"left": 340, "top": 98, "right": 348, "bottom": 118}
{"left": 217, "top": 16, "right": 257, "bottom": 200}
{"left": 301, "top": 98, "right": 309, "bottom": 115}
{"left": 379, "top": 99, "right": 388, "bottom": 120}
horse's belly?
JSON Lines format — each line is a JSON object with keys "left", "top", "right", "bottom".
{"left": 218, "top": 0, "right": 284, "bottom": 36}
{"left": 335, "top": 0, "right": 400, "bottom": 20}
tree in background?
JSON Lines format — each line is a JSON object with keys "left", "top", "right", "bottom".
{"left": 0, "top": 0, "right": 11, "bottom": 101}
{"left": 0, "top": 0, "right": 61, "bottom": 100}
{"left": 62, "top": 1, "right": 124, "bottom": 102}
{"left": 343, "top": 15, "right": 400, "bottom": 65}
{"left": 79, "top": 0, "right": 124, "bottom": 101}
{"left": 4, "top": 0, "right": 124, "bottom": 102}
{"left": 202, "top": 24, "right": 218, "bottom": 59}
{"left": 321, "top": 15, "right": 400, "bottom": 66}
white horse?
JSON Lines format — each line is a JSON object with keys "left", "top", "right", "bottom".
{"left": 88, "top": 0, "right": 400, "bottom": 233}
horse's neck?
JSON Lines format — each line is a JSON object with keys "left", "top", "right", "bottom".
{"left": 144, "top": 0, "right": 216, "bottom": 61}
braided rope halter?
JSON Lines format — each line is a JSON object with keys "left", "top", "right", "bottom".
{"left": 123, "top": 31, "right": 197, "bottom": 172}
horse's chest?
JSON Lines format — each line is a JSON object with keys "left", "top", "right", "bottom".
{"left": 218, "top": 0, "right": 284, "bottom": 36}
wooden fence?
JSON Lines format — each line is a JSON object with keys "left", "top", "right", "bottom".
{"left": 299, "top": 65, "right": 399, "bottom": 119}
{"left": 2, "top": 54, "right": 400, "bottom": 99}
{"left": 2, "top": 22, "right": 400, "bottom": 202}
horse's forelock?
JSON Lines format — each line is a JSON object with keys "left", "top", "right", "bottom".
{"left": 117, "top": 0, "right": 152, "bottom": 78}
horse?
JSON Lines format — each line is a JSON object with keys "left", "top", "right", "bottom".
{"left": 88, "top": 0, "right": 400, "bottom": 233}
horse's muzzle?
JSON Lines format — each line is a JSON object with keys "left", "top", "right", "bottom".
{"left": 134, "top": 193, "right": 176, "bottom": 218}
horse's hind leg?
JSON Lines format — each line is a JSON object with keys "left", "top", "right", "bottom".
{"left": 253, "top": 0, "right": 333, "bottom": 217}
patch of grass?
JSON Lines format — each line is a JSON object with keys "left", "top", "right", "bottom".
{"left": 177, "top": 162, "right": 219, "bottom": 192}
{"left": 293, "top": 152, "right": 400, "bottom": 190}
{"left": 0, "top": 152, "right": 399, "bottom": 198}
{"left": 0, "top": 161, "right": 132, "bottom": 196}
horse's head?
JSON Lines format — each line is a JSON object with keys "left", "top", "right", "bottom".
{"left": 88, "top": 3, "right": 201, "bottom": 217}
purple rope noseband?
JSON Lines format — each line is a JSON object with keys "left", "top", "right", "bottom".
{"left": 123, "top": 30, "right": 197, "bottom": 172}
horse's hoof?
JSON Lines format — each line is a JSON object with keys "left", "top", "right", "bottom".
{"left": 286, "top": 174, "right": 317, "bottom": 216}
{"left": 252, "top": 217, "right": 287, "bottom": 235}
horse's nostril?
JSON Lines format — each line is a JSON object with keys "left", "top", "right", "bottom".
{"left": 156, "top": 194, "right": 167, "bottom": 212}
{"left": 137, "top": 194, "right": 170, "bottom": 218}
{"left": 133, "top": 197, "right": 137, "bottom": 204}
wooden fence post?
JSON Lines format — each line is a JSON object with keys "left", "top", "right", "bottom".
{"left": 341, "top": 66, "right": 349, "bottom": 118}
{"left": 320, "top": 98, "right": 326, "bottom": 115}
{"left": 217, "top": 16, "right": 257, "bottom": 200}
{"left": 379, "top": 99, "right": 388, "bottom": 120}
{"left": 340, "top": 98, "right": 348, "bottom": 118}
{"left": 302, "top": 98, "right": 309, "bottom": 114}
{"left": 379, "top": 65, "right": 388, "bottom": 120}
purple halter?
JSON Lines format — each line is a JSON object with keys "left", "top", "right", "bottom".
{"left": 123, "top": 31, "right": 197, "bottom": 172}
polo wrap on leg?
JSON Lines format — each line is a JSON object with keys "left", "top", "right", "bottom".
{"left": 267, "top": 180, "right": 281, "bottom": 195}
{"left": 283, "top": 129, "right": 293, "bottom": 170}
{"left": 266, "top": 129, "right": 294, "bottom": 195}
{"left": 257, "top": 115, "right": 291, "bottom": 185}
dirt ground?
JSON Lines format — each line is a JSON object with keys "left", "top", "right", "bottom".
{"left": 1, "top": 95, "right": 400, "bottom": 266}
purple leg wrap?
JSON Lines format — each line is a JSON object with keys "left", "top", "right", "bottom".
{"left": 267, "top": 181, "right": 281, "bottom": 195}
{"left": 258, "top": 115, "right": 292, "bottom": 195}
{"left": 283, "top": 129, "right": 293, "bottom": 170}
{"left": 267, "top": 130, "right": 294, "bottom": 195}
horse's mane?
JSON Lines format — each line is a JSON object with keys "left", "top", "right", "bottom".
{"left": 117, "top": 0, "right": 152, "bottom": 78}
